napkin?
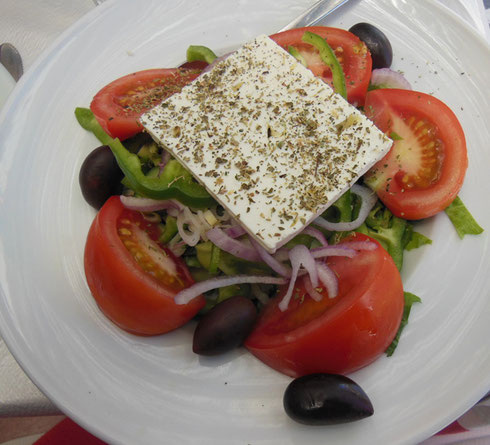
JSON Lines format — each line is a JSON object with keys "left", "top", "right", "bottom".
{"left": 0, "top": 0, "right": 94, "bottom": 71}
{"left": 0, "top": 342, "right": 60, "bottom": 417}
{"left": 421, "top": 392, "right": 490, "bottom": 444}
{"left": 33, "top": 418, "right": 106, "bottom": 445}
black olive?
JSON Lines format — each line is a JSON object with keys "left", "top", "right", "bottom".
{"left": 349, "top": 23, "right": 393, "bottom": 69}
{"left": 283, "top": 373, "right": 374, "bottom": 425}
{"left": 79, "top": 145, "right": 124, "bottom": 210}
{"left": 193, "top": 296, "right": 257, "bottom": 356}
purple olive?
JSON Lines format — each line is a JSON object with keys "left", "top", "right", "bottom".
{"left": 79, "top": 145, "right": 123, "bottom": 209}
{"left": 349, "top": 23, "right": 393, "bottom": 69}
{"left": 193, "top": 296, "right": 257, "bottom": 356}
{"left": 283, "top": 373, "right": 374, "bottom": 425}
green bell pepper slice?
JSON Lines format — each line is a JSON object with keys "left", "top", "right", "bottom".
{"left": 186, "top": 45, "right": 217, "bottom": 64}
{"left": 288, "top": 46, "right": 307, "bottom": 66}
{"left": 301, "top": 31, "right": 347, "bottom": 99}
{"left": 75, "top": 107, "right": 114, "bottom": 146}
{"left": 75, "top": 107, "right": 214, "bottom": 208}
{"left": 159, "top": 215, "right": 178, "bottom": 244}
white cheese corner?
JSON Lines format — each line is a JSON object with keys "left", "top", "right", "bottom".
{"left": 141, "top": 34, "right": 392, "bottom": 253}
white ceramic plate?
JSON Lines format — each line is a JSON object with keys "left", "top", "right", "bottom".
{"left": 0, "top": 1, "right": 489, "bottom": 444}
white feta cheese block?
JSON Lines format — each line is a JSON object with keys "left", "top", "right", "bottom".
{"left": 141, "top": 34, "right": 392, "bottom": 253}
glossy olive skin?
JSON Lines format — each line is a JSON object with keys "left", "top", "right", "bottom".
{"left": 349, "top": 23, "right": 393, "bottom": 69}
{"left": 283, "top": 373, "right": 374, "bottom": 425}
{"left": 79, "top": 145, "right": 124, "bottom": 210}
{"left": 193, "top": 296, "right": 257, "bottom": 356}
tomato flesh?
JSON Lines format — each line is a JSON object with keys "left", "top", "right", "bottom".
{"left": 390, "top": 115, "right": 444, "bottom": 189}
{"left": 84, "top": 196, "right": 204, "bottom": 335}
{"left": 270, "top": 27, "right": 372, "bottom": 106}
{"left": 90, "top": 68, "right": 201, "bottom": 140}
{"left": 245, "top": 234, "right": 404, "bottom": 377}
{"left": 364, "top": 89, "right": 467, "bottom": 220}
{"left": 117, "top": 210, "right": 188, "bottom": 291}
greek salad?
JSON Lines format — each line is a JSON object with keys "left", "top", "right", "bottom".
{"left": 75, "top": 23, "right": 483, "bottom": 425}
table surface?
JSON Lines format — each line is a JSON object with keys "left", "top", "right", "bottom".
{"left": 0, "top": 0, "right": 489, "bottom": 439}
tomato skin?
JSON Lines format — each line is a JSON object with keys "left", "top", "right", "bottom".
{"left": 364, "top": 89, "right": 468, "bottom": 220}
{"left": 179, "top": 60, "right": 209, "bottom": 70}
{"left": 90, "top": 68, "right": 201, "bottom": 141}
{"left": 245, "top": 234, "right": 404, "bottom": 378}
{"left": 84, "top": 196, "right": 204, "bottom": 335}
{"left": 270, "top": 26, "right": 372, "bottom": 106}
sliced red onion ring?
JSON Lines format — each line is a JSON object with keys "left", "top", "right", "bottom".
{"left": 167, "top": 207, "right": 181, "bottom": 218}
{"left": 303, "top": 276, "right": 323, "bottom": 302}
{"left": 311, "top": 240, "right": 376, "bottom": 260}
{"left": 141, "top": 213, "right": 161, "bottom": 223}
{"left": 293, "top": 245, "right": 318, "bottom": 288}
{"left": 311, "top": 245, "right": 357, "bottom": 259}
{"left": 370, "top": 68, "right": 412, "bottom": 90}
{"left": 301, "top": 226, "right": 328, "bottom": 246}
{"left": 176, "top": 207, "right": 203, "bottom": 246}
{"left": 340, "top": 240, "right": 378, "bottom": 251}
{"left": 195, "top": 210, "right": 214, "bottom": 239}
{"left": 206, "top": 227, "right": 262, "bottom": 262}
{"left": 168, "top": 240, "right": 187, "bottom": 257}
{"left": 166, "top": 232, "right": 186, "bottom": 257}
{"left": 158, "top": 150, "right": 171, "bottom": 175}
{"left": 161, "top": 149, "right": 171, "bottom": 166}
{"left": 314, "top": 184, "right": 377, "bottom": 232}
{"left": 279, "top": 245, "right": 319, "bottom": 312}
{"left": 250, "top": 238, "right": 291, "bottom": 278}
{"left": 316, "top": 262, "right": 338, "bottom": 299}
{"left": 174, "top": 275, "right": 287, "bottom": 305}
{"left": 251, "top": 283, "right": 271, "bottom": 305}
{"left": 120, "top": 195, "right": 184, "bottom": 213}
{"left": 224, "top": 225, "right": 246, "bottom": 238}
{"left": 272, "top": 248, "right": 290, "bottom": 263}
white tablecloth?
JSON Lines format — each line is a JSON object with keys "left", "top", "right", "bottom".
{"left": 0, "top": 0, "right": 489, "bottom": 428}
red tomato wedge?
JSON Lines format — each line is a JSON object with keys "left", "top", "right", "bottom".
{"left": 270, "top": 26, "right": 372, "bottom": 106}
{"left": 84, "top": 196, "right": 204, "bottom": 335}
{"left": 179, "top": 60, "right": 209, "bottom": 71}
{"left": 245, "top": 234, "right": 404, "bottom": 378}
{"left": 90, "top": 68, "right": 201, "bottom": 141}
{"left": 364, "top": 89, "right": 468, "bottom": 220}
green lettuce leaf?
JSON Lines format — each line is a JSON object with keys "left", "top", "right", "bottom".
{"left": 445, "top": 196, "right": 484, "bottom": 239}
{"left": 386, "top": 292, "right": 421, "bottom": 357}
{"left": 405, "top": 231, "right": 432, "bottom": 251}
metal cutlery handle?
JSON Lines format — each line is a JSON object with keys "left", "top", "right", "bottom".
{"left": 279, "top": 0, "right": 352, "bottom": 31}
{"left": 0, "top": 43, "right": 23, "bottom": 81}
